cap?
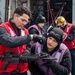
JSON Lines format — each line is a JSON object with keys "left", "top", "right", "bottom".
{"left": 47, "top": 27, "right": 64, "bottom": 44}
{"left": 35, "top": 14, "right": 46, "bottom": 24}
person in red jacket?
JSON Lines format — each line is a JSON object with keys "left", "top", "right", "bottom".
{"left": 0, "top": 6, "right": 45, "bottom": 75}
{"left": 55, "top": 16, "right": 75, "bottom": 75}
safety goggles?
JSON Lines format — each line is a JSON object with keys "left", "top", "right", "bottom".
{"left": 17, "top": 14, "right": 29, "bottom": 24}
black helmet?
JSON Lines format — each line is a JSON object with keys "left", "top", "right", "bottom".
{"left": 35, "top": 14, "right": 46, "bottom": 24}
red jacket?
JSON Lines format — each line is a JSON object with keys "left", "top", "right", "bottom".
{"left": 63, "top": 23, "right": 75, "bottom": 50}
{"left": 0, "top": 22, "right": 29, "bottom": 73}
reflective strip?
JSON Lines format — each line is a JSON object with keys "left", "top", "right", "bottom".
{"left": 21, "top": 29, "right": 25, "bottom": 36}
{"left": 27, "top": 70, "right": 31, "bottom": 75}
{"left": 66, "top": 27, "right": 69, "bottom": 32}
{"left": 8, "top": 27, "right": 25, "bottom": 36}
{"left": 8, "top": 27, "right": 15, "bottom": 36}
{"left": 55, "top": 52, "right": 61, "bottom": 62}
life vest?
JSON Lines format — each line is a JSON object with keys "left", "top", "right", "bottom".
{"left": 28, "top": 25, "right": 42, "bottom": 35}
{"left": 0, "top": 22, "right": 29, "bottom": 73}
{"left": 34, "top": 43, "right": 67, "bottom": 75}
{"left": 63, "top": 23, "right": 75, "bottom": 50}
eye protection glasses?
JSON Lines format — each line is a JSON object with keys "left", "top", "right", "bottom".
{"left": 17, "top": 14, "right": 29, "bottom": 24}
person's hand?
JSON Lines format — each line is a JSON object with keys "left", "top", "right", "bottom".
{"left": 33, "top": 34, "right": 46, "bottom": 45}
{"left": 22, "top": 49, "right": 31, "bottom": 56}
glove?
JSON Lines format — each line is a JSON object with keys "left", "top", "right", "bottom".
{"left": 33, "top": 34, "right": 46, "bottom": 45}
{"left": 40, "top": 52, "right": 56, "bottom": 60}
{"left": 22, "top": 49, "right": 31, "bottom": 56}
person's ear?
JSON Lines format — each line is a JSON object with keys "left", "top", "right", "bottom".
{"left": 13, "top": 13, "right": 18, "bottom": 18}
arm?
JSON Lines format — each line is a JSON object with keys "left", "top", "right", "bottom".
{"left": 46, "top": 49, "right": 72, "bottom": 75}
{"left": 0, "top": 27, "right": 45, "bottom": 47}
{"left": 66, "top": 25, "right": 75, "bottom": 41}
{"left": 0, "top": 27, "right": 31, "bottom": 47}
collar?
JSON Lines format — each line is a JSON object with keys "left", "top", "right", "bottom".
{"left": 9, "top": 18, "right": 21, "bottom": 36}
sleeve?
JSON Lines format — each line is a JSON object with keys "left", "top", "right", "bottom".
{"left": 66, "top": 25, "right": 75, "bottom": 41}
{"left": 0, "top": 26, "right": 31, "bottom": 47}
{"left": 45, "top": 49, "right": 72, "bottom": 75}
{"left": 29, "top": 28, "right": 39, "bottom": 34}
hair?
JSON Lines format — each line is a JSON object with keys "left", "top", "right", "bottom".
{"left": 14, "top": 6, "right": 31, "bottom": 17}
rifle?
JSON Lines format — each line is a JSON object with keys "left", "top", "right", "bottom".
{"left": 0, "top": 50, "right": 57, "bottom": 70}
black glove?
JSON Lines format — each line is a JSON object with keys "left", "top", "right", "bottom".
{"left": 22, "top": 49, "right": 31, "bottom": 56}
{"left": 39, "top": 52, "right": 57, "bottom": 67}
{"left": 33, "top": 34, "right": 46, "bottom": 45}
{"left": 39, "top": 52, "right": 56, "bottom": 60}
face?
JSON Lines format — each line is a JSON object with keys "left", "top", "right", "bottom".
{"left": 57, "top": 22, "right": 65, "bottom": 28}
{"left": 38, "top": 23, "right": 44, "bottom": 28}
{"left": 13, "top": 13, "right": 29, "bottom": 29}
{"left": 47, "top": 36, "right": 58, "bottom": 52}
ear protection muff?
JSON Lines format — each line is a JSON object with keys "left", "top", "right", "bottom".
{"left": 55, "top": 19, "right": 58, "bottom": 24}
{"left": 55, "top": 16, "right": 65, "bottom": 24}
